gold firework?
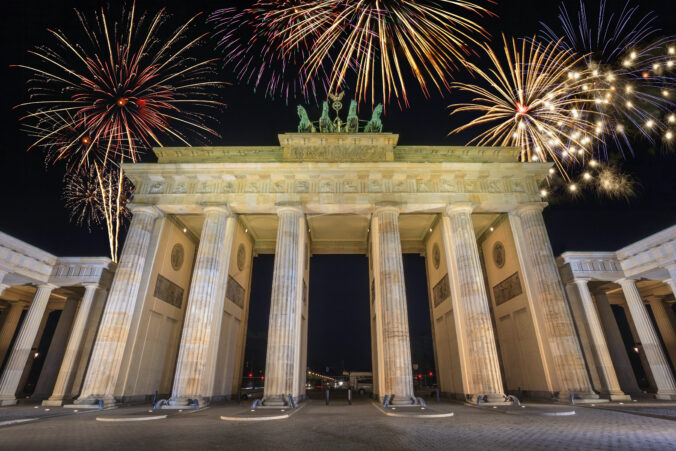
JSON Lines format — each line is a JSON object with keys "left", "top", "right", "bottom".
{"left": 449, "top": 36, "right": 603, "bottom": 180}
{"left": 282, "top": 0, "right": 493, "bottom": 107}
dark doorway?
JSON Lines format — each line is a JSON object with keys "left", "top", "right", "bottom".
{"left": 307, "top": 255, "right": 370, "bottom": 375}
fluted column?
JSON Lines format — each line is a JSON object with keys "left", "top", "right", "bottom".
{"left": 169, "top": 206, "right": 236, "bottom": 406}
{"left": 647, "top": 298, "right": 676, "bottom": 375}
{"left": 619, "top": 278, "right": 676, "bottom": 400}
{"left": 594, "top": 292, "right": 641, "bottom": 395}
{"left": 665, "top": 265, "right": 676, "bottom": 295}
{"left": 572, "top": 280, "right": 629, "bottom": 400}
{"left": 0, "top": 284, "right": 56, "bottom": 405}
{"left": 263, "top": 205, "right": 307, "bottom": 406}
{"left": 513, "top": 203, "right": 595, "bottom": 398}
{"left": 442, "top": 204, "right": 505, "bottom": 402}
{"left": 43, "top": 284, "right": 100, "bottom": 406}
{"left": 76, "top": 205, "right": 160, "bottom": 406}
{"left": 372, "top": 206, "right": 415, "bottom": 405}
{"left": 32, "top": 297, "right": 78, "bottom": 400}
{"left": 0, "top": 302, "right": 24, "bottom": 366}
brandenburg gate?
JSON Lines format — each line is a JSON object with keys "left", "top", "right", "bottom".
{"left": 69, "top": 104, "right": 603, "bottom": 408}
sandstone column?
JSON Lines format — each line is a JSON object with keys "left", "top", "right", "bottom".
{"left": 0, "top": 302, "right": 24, "bottom": 366}
{"left": 512, "top": 203, "right": 595, "bottom": 398}
{"left": 618, "top": 278, "right": 676, "bottom": 400}
{"left": 647, "top": 298, "right": 676, "bottom": 375}
{"left": 0, "top": 284, "right": 56, "bottom": 405}
{"left": 32, "top": 297, "right": 78, "bottom": 400}
{"left": 572, "top": 280, "right": 629, "bottom": 400}
{"left": 594, "top": 292, "right": 641, "bottom": 395}
{"left": 441, "top": 204, "right": 505, "bottom": 402}
{"left": 43, "top": 284, "right": 100, "bottom": 406}
{"left": 0, "top": 270, "right": 9, "bottom": 297}
{"left": 263, "top": 205, "right": 307, "bottom": 406}
{"left": 665, "top": 265, "right": 676, "bottom": 295}
{"left": 76, "top": 205, "right": 160, "bottom": 406}
{"left": 169, "top": 206, "right": 236, "bottom": 407}
{"left": 372, "top": 205, "right": 415, "bottom": 405}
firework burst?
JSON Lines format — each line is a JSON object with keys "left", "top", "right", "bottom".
{"left": 209, "top": 1, "right": 335, "bottom": 104}
{"left": 227, "top": 0, "right": 492, "bottom": 106}
{"left": 540, "top": 0, "right": 676, "bottom": 158}
{"left": 15, "top": 2, "right": 224, "bottom": 168}
{"left": 449, "top": 36, "right": 601, "bottom": 180}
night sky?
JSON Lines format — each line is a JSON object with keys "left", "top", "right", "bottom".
{"left": 1, "top": 1, "right": 675, "bottom": 375}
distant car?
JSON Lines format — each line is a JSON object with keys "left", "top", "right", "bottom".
{"left": 355, "top": 378, "right": 373, "bottom": 395}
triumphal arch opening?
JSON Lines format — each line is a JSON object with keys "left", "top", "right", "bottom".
{"left": 67, "top": 103, "right": 605, "bottom": 409}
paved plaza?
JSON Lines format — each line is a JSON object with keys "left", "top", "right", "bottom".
{"left": 1, "top": 397, "right": 675, "bottom": 450}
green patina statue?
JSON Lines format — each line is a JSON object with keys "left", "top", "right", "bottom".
{"left": 297, "top": 105, "right": 316, "bottom": 133}
{"left": 318, "top": 101, "right": 335, "bottom": 133}
{"left": 295, "top": 94, "right": 383, "bottom": 133}
{"left": 364, "top": 104, "right": 383, "bottom": 133}
{"left": 345, "top": 100, "right": 359, "bottom": 133}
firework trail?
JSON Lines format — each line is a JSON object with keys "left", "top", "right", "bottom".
{"left": 63, "top": 164, "right": 133, "bottom": 262}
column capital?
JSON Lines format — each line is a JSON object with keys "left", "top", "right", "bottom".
{"left": 444, "top": 202, "right": 475, "bottom": 216}
{"left": 511, "top": 201, "right": 548, "bottom": 215}
{"left": 81, "top": 282, "right": 102, "bottom": 291}
{"left": 37, "top": 283, "right": 59, "bottom": 291}
{"left": 615, "top": 277, "right": 637, "bottom": 287}
{"left": 573, "top": 278, "right": 592, "bottom": 286}
{"left": 127, "top": 203, "right": 163, "bottom": 218}
{"left": 373, "top": 202, "right": 401, "bottom": 215}
{"left": 275, "top": 203, "right": 303, "bottom": 216}
{"left": 201, "top": 204, "right": 233, "bottom": 217}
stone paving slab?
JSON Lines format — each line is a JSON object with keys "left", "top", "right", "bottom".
{"left": 0, "top": 399, "right": 674, "bottom": 450}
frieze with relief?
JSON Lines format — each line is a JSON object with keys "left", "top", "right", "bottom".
{"left": 137, "top": 175, "right": 536, "bottom": 195}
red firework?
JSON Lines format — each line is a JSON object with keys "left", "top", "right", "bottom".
{"left": 14, "top": 2, "right": 224, "bottom": 168}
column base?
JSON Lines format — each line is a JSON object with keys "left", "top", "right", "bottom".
{"left": 0, "top": 397, "right": 18, "bottom": 406}
{"left": 70, "top": 394, "right": 116, "bottom": 408}
{"left": 558, "top": 391, "right": 608, "bottom": 404}
{"left": 655, "top": 392, "right": 676, "bottom": 401}
{"left": 261, "top": 396, "right": 288, "bottom": 407}
{"left": 164, "top": 396, "right": 206, "bottom": 408}
{"left": 42, "top": 398, "right": 68, "bottom": 407}
{"left": 389, "top": 396, "right": 416, "bottom": 406}
{"left": 607, "top": 393, "right": 632, "bottom": 402}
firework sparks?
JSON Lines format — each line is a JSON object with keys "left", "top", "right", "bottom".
{"left": 63, "top": 165, "right": 133, "bottom": 262}
{"left": 209, "top": 1, "right": 335, "bottom": 104}
{"left": 15, "top": 2, "right": 224, "bottom": 168}
{"left": 449, "top": 36, "right": 600, "bottom": 180}
{"left": 263, "top": 0, "right": 494, "bottom": 107}
{"left": 540, "top": 0, "right": 676, "bottom": 158}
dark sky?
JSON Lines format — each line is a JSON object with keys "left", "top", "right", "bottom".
{"left": 1, "top": 1, "right": 675, "bottom": 374}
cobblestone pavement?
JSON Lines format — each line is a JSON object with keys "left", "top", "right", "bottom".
{"left": 0, "top": 398, "right": 675, "bottom": 450}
